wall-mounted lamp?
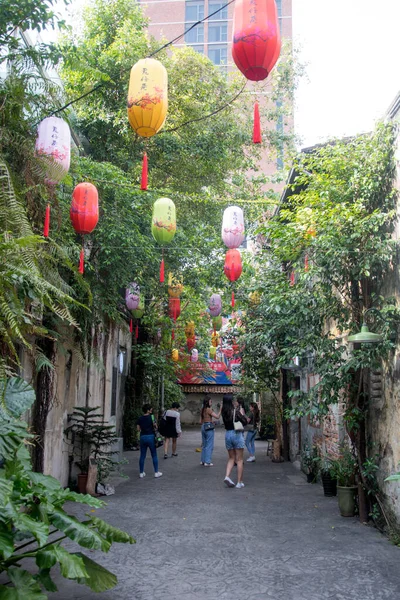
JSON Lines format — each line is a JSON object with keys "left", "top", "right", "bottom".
{"left": 347, "top": 308, "right": 384, "bottom": 344}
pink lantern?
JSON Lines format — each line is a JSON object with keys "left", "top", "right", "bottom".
{"left": 209, "top": 293, "right": 222, "bottom": 317}
{"left": 221, "top": 206, "right": 245, "bottom": 249}
{"left": 35, "top": 116, "right": 71, "bottom": 237}
{"left": 125, "top": 282, "right": 140, "bottom": 311}
{"left": 191, "top": 349, "right": 198, "bottom": 362}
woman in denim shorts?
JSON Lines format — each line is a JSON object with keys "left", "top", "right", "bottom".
{"left": 221, "top": 394, "right": 248, "bottom": 489}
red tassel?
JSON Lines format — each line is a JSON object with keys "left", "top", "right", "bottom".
{"left": 160, "top": 257, "right": 165, "bottom": 283}
{"left": 129, "top": 319, "right": 133, "bottom": 333}
{"left": 231, "top": 291, "right": 235, "bottom": 308}
{"left": 135, "top": 323, "right": 139, "bottom": 339}
{"left": 79, "top": 247, "right": 84, "bottom": 274}
{"left": 290, "top": 271, "right": 295, "bottom": 286}
{"left": 253, "top": 101, "right": 262, "bottom": 144}
{"left": 141, "top": 152, "right": 148, "bottom": 190}
{"left": 172, "top": 330, "right": 175, "bottom": 341}
{"left": 43, "top": 203, "right": 50, "bottom": 237}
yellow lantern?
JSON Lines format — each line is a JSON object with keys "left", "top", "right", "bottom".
{"left": 127, "top": 58, "right": 168, "bottom": 137}
{"left": 127, "top": 58, "right": 168, "bottom": 191}
{"left": 168, "top": 273, "right": 183, "bottom": 298}
{"left": 249, "top": 291, "right": 261, "bottom": 306}
{"left": 211, "top": 333, "right": 219, "bottom": 347}
{"left": 171, "top": 348, "right": 179, "bottom": 362}
{"left": 185, "top": 321, "right": 195, "bottom": 338}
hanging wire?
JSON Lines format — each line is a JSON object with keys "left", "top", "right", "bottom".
{"left": 42, "top": 1, "right": 239, "bottom": 124}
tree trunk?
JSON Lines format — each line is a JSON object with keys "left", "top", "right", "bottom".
{"left": 32, "top": 338, "right": 56, "bottom": 473}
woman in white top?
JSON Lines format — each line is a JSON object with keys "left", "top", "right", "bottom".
{"left": 163, "top": 402, "right": 182, "bottom": 459}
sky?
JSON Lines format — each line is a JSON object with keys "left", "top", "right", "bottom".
{"left": 51, "top": 0, "right": 400, "bottom": 149}
{"left": 292, "top": 0, "right": 400, "bottom": 147}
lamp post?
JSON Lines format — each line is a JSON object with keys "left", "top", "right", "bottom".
{"left": 347, "top": 308, "right": 384, "bottom": 344}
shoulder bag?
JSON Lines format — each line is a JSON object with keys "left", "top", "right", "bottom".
{"left": 233, "top": 409, "right": 244, "bottom": 432}
{"left": 158, "top": 411, "right": 168, "bottom": 437}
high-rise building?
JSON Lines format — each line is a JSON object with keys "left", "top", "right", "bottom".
{"left": 141, "top": 1, "right": 293, "bottom": 189}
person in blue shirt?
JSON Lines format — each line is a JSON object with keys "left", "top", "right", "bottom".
{"left": 137, "top": 404, "right": 163, "bottom": 479}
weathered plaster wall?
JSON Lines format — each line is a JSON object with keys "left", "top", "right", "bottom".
{"left": 38, "top": 324, "right": 131, "bottom": 487}
{"left": 368, "top": 119, "right": 400, "bottom": 522}
{"left": 180, "top": 393, "right": 222, "bottom": 426}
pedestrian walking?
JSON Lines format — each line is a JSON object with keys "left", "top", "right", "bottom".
{"left": 163, "top": 402, "right": 182, "bottom": 459}
{"left": 200, "top": 396, "right": 221, "bottom": 467}
{"left": 245, "top": 402, "right": 260, "bottom": 462}
{"left": 221, "top": 394, "right": 248, "bottom": 488}
{"left": 137, "top": 404, "right": 163, "bottom": 479}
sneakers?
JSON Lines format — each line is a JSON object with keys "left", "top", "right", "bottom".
{"left": 224, "top": 476, "right": 235, "bottom": 488}
{"left": 139, "top": 472, "right": 146, "bottom": 478}
{"left": 204, "top": 463, "right": 214, "bottom": 467}
{"left": 164, "top": 454, "right": 168, "bottom": 459}
{"left": 154, "top": 472, "right": 163, "bottom": 478}
{"left": 172, "top": 453, "right": 178, "bottom": 457}
{"left": 246, "top": 456, "right": 256, "bottom": 462}
{"left": 200, "top": 461, "right": 205, "bottom": 465}
{"left": 235, "top": 482, "right": 245, "bottom": 489}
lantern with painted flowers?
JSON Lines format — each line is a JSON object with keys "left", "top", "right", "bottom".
{"left": 224, "top": 249, "right": 242, "bottom": 307}
{"left": 70, "top": 182, "right": 99, "bottom": 274}
{"left": 127, "top": 58, "right": 168, "bottom": 190}
{"left": 211, "top": 333, "right": 219, "bottom": 347}
{"left": 125, "top": 282, "right": 140, "bottom": 334}
{"left": 152, "top": 197, "right": 176, "bottom": 283}
{"left": 212, "top": 316, "right": 222, "bottom": 333}
{"left": 209, "top": 293, "right": 222, "bottom": 317}
{"left": 191, "top": 349, "right": 198, "bottom": 363}
{"left": 35, "top": 116, "right": 71, "bottom": 236}
{"left": 232, "top": 0, "right": 281, "bottom": 143}
{"left": 222, "top": 206, "right": 245, "bottom": 249}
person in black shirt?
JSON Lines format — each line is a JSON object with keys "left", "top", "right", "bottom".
{"left": 221, "top": 394, "right": 248, "bottom": 488}
{"left": 137, "top": 404, "right": 163, "bottom": 479}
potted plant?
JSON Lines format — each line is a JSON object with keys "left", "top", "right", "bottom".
{"left": 319, "top": 456, "right": 337, "bottom": 497}
{"left": 329, "top": 448, "right": 358, "bottom": 516}
{"left": 65, "top": 406, "right": 120, "bottom": 494}
{"left": 301, "top": 443, "right": 320, "bottom": 483}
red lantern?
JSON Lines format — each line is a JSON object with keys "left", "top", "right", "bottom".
{"left": 70, "top": 183, "right": 99, "bottom": 274}
{"left": 168, "top": 297, "right": 181, "bottom": 322}
{"left": 224, "top": 249, "right": 242, "bottom": 308}
{"left": 232, "top": 0, "right": 281, "bottom": 143}
{"left": 186, "top": 336, "right": 195, "bottom": 352}
{"left": 224, "top": 249, "right": 242, "bottom": 282}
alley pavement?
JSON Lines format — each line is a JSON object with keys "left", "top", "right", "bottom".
{"left": 50, "top": 428, "right": 400, "bottom": 600}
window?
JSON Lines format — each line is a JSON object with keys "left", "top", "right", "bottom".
{"left": 185, "top": 24, "right": 204, "bottom": 44}
{"left": 208, "top": 45, "right": 227, "bottom": 66}
{"left": 185, "top": 2, "right": 204, "bottom": 23}
{"left": 209, "top": 3, "right": 228, "bottom": 20}
{"left": 208, "top": 23, "right": 227, "bottom": 43}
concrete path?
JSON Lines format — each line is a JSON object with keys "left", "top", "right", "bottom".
{"left": 51, "top": 428, "right": 400, "bottom": 600}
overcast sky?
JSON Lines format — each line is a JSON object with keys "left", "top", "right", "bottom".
{"left": 292, "top": 0, "right": 400, "bottom": 147}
